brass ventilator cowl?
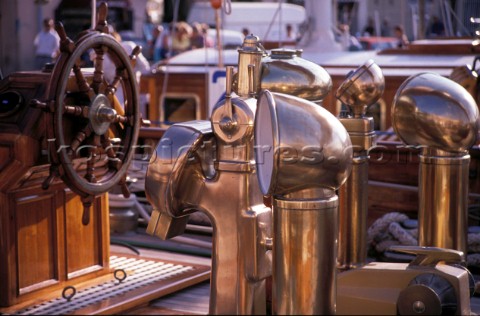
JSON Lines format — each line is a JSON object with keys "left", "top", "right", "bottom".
{"left": 393, "top": 72, "right": 478, "bottom": 153}
{"left": 336, "top": 59, "right": 385, "bottom": 118}
{"left": 392, "top": 72, "right": 480, "bottom": 255}
{"left": 260, "top": 48, "right": 333, "bottom": 103}
{"left": 254, "top": 90, "right": 352, "bottom": 198}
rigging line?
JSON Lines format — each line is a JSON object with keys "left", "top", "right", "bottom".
{"left": 202, "top": 4, "right": 212, "bottom": 117}
{"left": 278, "top": 0, "right": 283, "bottom": 46}
{"left": 263, "top": 3, "right": 282, "bottom": 43}
{"left": 443, "top": 0, "right": 472, "bottom": 36}
{"left": 161, "top": 0, "right": 181, "bottom": 124}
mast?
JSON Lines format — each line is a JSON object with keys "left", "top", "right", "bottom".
{"left": 299, "top": 0, "right": 342, "bottom": 52}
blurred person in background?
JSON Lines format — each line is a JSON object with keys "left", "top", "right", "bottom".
{"left": 381, "top": 18, "right": 391, "bottom": 37}
{"left": 171, "top": 21, "right": 192, "bottom": 56}
{"left": 188, "top": 22, "right": 214, "bottom": 49}
{"left": 394, "top": 25, "right": 409, "bottom": 48}
{"left": 338, "top": 24, "right": 362, "bottom": 51}
{"left": 201, "top": 23, "right": 214, "bottom": 48}
{"left": 33, "top": 18, "right": 60, "bottom": 69}
{"left": 190, "top": 22, "right": 206, "bottom": 49}
{"left": 153, "top": 23, "right": 172, "bottom": 62}
{"left": 363, "top": 17, "right": 375, "bottom": 36}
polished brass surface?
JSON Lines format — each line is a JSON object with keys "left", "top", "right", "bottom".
{"left": 254, "top": 90, "right": 352, "bottom": 197}
{"left": 235, "top": 34, "right": 265, "bottom": 97}
{"left": 336, "top": 60, "right": 384, "bottom": 270}
{"left": 338, "top": 156, "right": 368, "bottom": 270}
{"left": 392, "top": 73, "right": 479, "bottom": 256}
{"left": 419, "top": 148, "right": 470, "bottom": 255}
{"left": 254, "top": 89, "right": 352, "bottom": 314}
{"left": 339, "top": 117, "right": 375, "bottom": 151}
{"left": 211, "top": 97, "right": 256, "bottom": 145}
{"left": 392, "top": 72, "right": 479, "bottom": 153}
{"left": 260, "top": 48, "right": 333, "bottom": 102}
{"left": 142, "top": 33, "right": 480, "bottom": 315}
{"left": 145, "top": 118, "right": 271, "bottom": 315}
{"left": 145, "top": 36, "right": 274, "bottom": 314}
{"left": 273, "top": 197, "right": 338, "bottom": 315}
{"left": 335, "top": 59, "right": 385, "bottom": 117}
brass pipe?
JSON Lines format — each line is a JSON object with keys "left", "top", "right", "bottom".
{"left": 418, "top": 148, "right": 470, "bottom": 255}
{"left": 338, "top": 155, "right": 369, "bottom": 270}
{"left": 272, "top": 196, "right": 338, "bottom": 315}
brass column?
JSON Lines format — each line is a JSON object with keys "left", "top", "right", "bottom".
{"left": 335, "top": 60, "right": 384, "bottom": 270}
{"left": 392, "top": 72, "right": 479, "bottom": 257}
{"left": 273, "top": 195, "right": 338, "bottom": 315}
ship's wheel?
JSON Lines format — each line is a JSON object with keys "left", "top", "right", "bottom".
{"left": 31, "top": 2, "right": 141, "bottom": 224}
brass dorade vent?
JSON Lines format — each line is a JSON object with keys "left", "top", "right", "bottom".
{"left": 10, "top": 255, "right": 209, "bottom": 315}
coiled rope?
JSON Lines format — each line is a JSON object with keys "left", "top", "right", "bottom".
{"left": 367, "top": 211, "right": 480, "bottom": 266}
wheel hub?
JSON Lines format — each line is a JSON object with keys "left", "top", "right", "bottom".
{"left": 89, "top": 93, "right": 116, "bottom": 135}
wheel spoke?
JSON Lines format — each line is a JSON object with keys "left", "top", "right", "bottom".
{"left": 129, "top": 46, "right": 142, "bottom": 68}
{"left": 95, "top": 2, "right": 109, "bottom": 33}
{"left": 55, "top": 22, "right": 75, "bottom": 54}
{"left": 84, "top": 134, "right": 101, "bottom": 183}
{"left": 114, "top": 114, "right": 130, "bottom": 125}
{"left": 63, "top": 104, "right": 89, "bottom": 117}
{"left": 73, "top": 64, "right": 94, "bottom": 99}
{"left": 70, "top": 125, "right": 93, "bottom": 153}
{"left": 101, "top": 134, "right": 122, "bottom": 170}
{"left": 119, "top": 175, "right": 131, "bottom": 198}
{"left": 106, "top": 68, "right": 124, "bottom": 96}
{"left": 91, "top": 46, "right": 107, "bottom": 94}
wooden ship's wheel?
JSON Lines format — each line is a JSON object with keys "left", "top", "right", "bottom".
{"left": 31, "top": 2, "right": 141, "bottom": 224}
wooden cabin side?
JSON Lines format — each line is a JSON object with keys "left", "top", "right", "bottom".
{"left": 140, "top": 71, "right": 209, "bottom": 126}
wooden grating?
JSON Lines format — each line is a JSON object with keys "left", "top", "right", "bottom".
{"left": 4, "top": 253, "right": 210, "bottom": 315}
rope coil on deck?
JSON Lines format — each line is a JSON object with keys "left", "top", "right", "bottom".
{"left": 367, "top": 212, "right": 480, "bottom": 267}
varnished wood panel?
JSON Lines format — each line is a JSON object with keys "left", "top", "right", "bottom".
{"left": 15, "top": 193, "right": 57, "bottom": 291}
{"left": 65, "top": 192, "right": 109, "bottom": 278}
{"left": 368, "top": 144, "right": 420, "bottom": 186}
{"left": 65, "top": 193, "right": 101, "bottom": 275}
